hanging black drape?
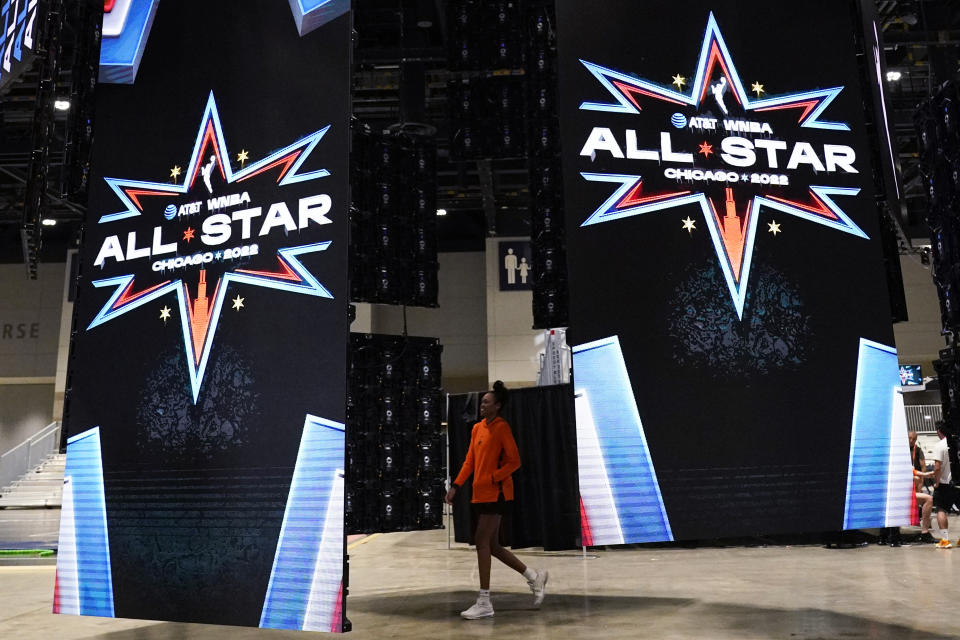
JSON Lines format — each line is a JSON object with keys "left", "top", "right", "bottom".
{"left": 447, "top": 384, "right": 580, "bottom": 550}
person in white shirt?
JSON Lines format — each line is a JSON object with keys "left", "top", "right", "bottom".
{"left": 933, "top": 422, "right": 960, "bottom": 548}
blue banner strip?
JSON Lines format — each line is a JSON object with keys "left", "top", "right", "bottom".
{"left": 260, "top": 415, "right": 345, "bottom": 631}
{"left": 843, "top": 339, "right": 900, "bottom": 529}
{"left": 64, "top": 427, "right": 115, "bottom": 617}
{"left": 573, "top": 336, "right": 673, "bottom": 544}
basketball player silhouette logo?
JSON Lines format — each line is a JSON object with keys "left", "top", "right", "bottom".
{"left": 201, "top": 155, "right": 217, "bottom": 194}
{"left": 711, "top": 77, "right": 729, "bottom": 115}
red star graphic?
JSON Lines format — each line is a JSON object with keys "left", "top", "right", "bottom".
{"left": 698, "top": 142, "right": 714, "bottom": 158}
{"left": 183, "top": 227, "right": 196, "bottom": 242}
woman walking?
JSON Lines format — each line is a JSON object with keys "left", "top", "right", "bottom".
{"left": 445, "top": 381, "right": 548, "bottom": 619}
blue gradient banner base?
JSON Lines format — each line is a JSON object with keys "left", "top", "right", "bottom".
{"left": 573, "top": 336, "right": 673, "bottom": 545}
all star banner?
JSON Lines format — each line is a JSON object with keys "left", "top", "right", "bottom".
{"left": 56, "top": 1, "right": 350, "bottom": 631}
{"left": 557, "top": 0, "right": 914, "bottom": 544}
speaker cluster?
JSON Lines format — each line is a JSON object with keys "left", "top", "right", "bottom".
{"left": 346, "top": 333, "right": 445, "bottom": 534}
{"left": 918, "top": 83, "right": 960, "bottom": 444}
{"left": 350, "top": 122, "right": 439, "bottom": 307}
{"left": 525, "top": 0, "right": 569, "bottom": 329}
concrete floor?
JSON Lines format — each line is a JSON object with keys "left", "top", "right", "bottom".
{"left": 2, "top": 527, "right": 960, "bottom": 639}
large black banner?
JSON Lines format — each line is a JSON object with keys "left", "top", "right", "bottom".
{"left": 557, "top": 0, "right": 913, "bottom": 544}
{"left": 56, "top": 1, "right": 350, "bottom": 631}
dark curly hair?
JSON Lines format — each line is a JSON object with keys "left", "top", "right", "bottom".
{"left": 490, "top": 380, "right": 509, "bottom": 408}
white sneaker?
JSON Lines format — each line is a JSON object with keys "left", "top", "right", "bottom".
{"left": 527, "top": 569, "right": 549, "bottom": 607}
{"left": 461, "top": 599, "right": 494, "bottom": 620}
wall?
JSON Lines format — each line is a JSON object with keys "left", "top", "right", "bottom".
{"left": 350, "top": 302, "right": 372, "bottom": 334}
{"left": 0, "top": 263, "right": 64, "bottom": 379}
{"left": 485, "top": 237, "right": 544, "bottom": 388}
{"left": 53, "top": 252, "right": 76, "bottom": 419}
{"left": 0, "top": 262, "right": 64, "bottom": 453}
{"left": 0, "top": 385, "right": 55, "bottom": 454}
{"left": 893, "top": 254, "right": 946, "bottom": 374}
{"left": 370, "top": 252, "right": 488, "bottom": 393}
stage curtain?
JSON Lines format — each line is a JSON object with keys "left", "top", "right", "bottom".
{"left": 447, "top": 384, "right": 580, "bottom": 550}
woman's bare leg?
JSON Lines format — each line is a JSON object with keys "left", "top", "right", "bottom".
{"left": 919, "top": 493, "right": 933, "bottom": 533}
{"left": 474, "top": 514, "right": 501, "bottom": 590}
{"left": 491, "top": 537, "right": 527, "bottom": 574}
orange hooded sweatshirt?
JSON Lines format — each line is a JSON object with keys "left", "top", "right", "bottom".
{"left": 453, "top": 416, "right": 521, "bottom": 503}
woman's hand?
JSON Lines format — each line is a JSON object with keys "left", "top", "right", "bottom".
{"left": 445, "top": 486, "right": 457, "bottom": 505}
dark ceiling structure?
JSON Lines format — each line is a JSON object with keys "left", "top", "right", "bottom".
{"left": 0, "top": 0, "right": 956, "bottom": 267}
{"left": 880, "top": 0, "right": 960, "bottom": 238}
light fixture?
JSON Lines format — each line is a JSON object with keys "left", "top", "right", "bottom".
{"left": 54, "top": 99, "right": 71, "bottom": 111}
{"left": 436, "top": 208, "right": 447, "bottom": 217}
{"left": 42, "top": 218, "right": 57, "bottom": 226}
{"left": 925, "top": 415, "right": 933, "bottom": 420}
{"left": 886, "top": 70, "right": 902, "bottom": 82}
{"left": 416, "top": 0, "right": 434, "bottom": 28}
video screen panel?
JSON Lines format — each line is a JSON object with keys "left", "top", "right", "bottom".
{"left": 557, "top": 0, "right": 913, "bottom": 543}
{"left": 55, "top": 1, "right": 350, "bottom": 631}
{"left": 899, "top": 365, "right": 922, "bottom": 387}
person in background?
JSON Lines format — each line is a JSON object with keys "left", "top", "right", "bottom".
{"left": 933, "top": 422, "right": 960, "bottom": 548}
{"left": 909, "top": 429, "right": 935, "bottom": 543}
{"left": 445, "top": 381, "right": 548, "bottom": 620}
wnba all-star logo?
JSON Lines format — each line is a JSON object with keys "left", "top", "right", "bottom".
{"left": 575, "top": 12, "right": 869, "bottom": 319}
{"left": 86, "top": 92, "right": 337, "bottom": 403}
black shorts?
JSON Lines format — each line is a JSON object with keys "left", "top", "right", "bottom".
{"left": 472, "top": 497, "right": 513, "bottom": 516}
{"left": 934, "top": 484, "right": 960, "bottom": 511}
{"left": 470, "top": 496, "right": 513, "bottom": 546}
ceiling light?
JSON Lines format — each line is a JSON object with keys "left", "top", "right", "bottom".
{"left": 42, "top": 218, "right": 57, "bottom": 226}
{"left": 436, "top": 208, "right": 447, "bottom": 216}
{"left": 54, "top": 99, "right": 71, "bottom": 111}
{"left": 885, "top": 70, "right": 902, "bottom": 82}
